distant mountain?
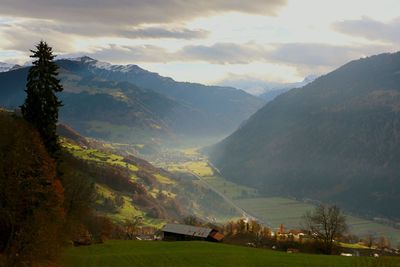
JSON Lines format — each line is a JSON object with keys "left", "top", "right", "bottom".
{"left": 218, "top": 75, "right": 317, "bottom": 99}
{"left": 59, "top": 57, "right": 264, "bottom": 135}
{"left": 0, "top": 57, "right": 264, "bottom": 144}
{"left": 0, "top": 62, "right": 19, "bottom": 73}
{"left": 209, "top": 52, "right": 400, "bottom": 219}
{"left": 259, "top": 75, "right": 318, "bottom": 102}
{"left": 0, "top": 65, "right": 173, "bottom": 143}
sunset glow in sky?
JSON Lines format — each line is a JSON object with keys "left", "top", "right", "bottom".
{"left": 0, "top": 0, "right": 399, "bottom": 84}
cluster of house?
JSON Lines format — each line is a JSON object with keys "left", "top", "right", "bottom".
{"left": 274, "top": 224, "right": 308, "bottom": 242}
{"left": 157, "top": 222, "right": 310, "bottom": 243}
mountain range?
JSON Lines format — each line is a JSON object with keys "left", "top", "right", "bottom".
{"left": 0, "top": 62, "right": 19, "bottom": 73}
{"left": 0, "top": 57, "right": 264, "bottom": 145}
{"left": 218, "top": 75, "right": 317, "bottom": 101}
{"left": 209, "top": 52, "right": 400, "bottom": 220}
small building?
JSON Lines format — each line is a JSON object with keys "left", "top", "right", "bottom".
{"left": 162, "top": 223, "right": 224, "bottom": 242}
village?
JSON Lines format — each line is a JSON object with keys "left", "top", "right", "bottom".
{"left": 75, "top": 216, "right": 399, "bottom": 258}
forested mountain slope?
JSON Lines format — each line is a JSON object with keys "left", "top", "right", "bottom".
{"left": 209, "top": 52, "right": 400, "bottom": 219}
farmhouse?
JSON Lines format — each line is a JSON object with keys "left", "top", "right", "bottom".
{"left": 162, "top": 223, "right": 224, "bottom": 242}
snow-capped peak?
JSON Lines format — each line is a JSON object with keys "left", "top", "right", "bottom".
{"left": 0, "top": 62, "right": 18, "bottom": 73}
{"left": 67, "top": 56, "right": 97, "bottom": 63}
{"left": 64, "top": 56, "right": 148, "bottom": 74}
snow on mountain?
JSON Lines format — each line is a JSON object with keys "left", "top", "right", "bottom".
{"left": 0, "top": 62, "right": 17, "bottom": 73}
{"left": 65, "top": 56, "right": 147, "bottom": 74}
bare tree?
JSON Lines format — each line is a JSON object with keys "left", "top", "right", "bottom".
{"left": 377, "top": 236, "right": 390, "bottom": 250}
{"left": 183, "top": 215, "right": 200, "bottom": 226}
{"left": 364, "top": 232, "right": 376, "bottom": 253}
{"left": 302, "top": 204, "right": 348, "bottom": 254}
{"left": 125, "top": 216, "right": 143, "bottom": 240}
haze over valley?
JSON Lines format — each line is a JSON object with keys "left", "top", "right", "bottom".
{"left": 1, "top": 0, "right": 400, "bottom": 266}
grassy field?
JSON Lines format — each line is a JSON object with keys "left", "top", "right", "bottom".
{"left": 203, "top": 175, "right": 258, "bottom": 199}
{"left": 62, "top": 240, "right": 400, "bottom": 267}
{"left": 166, "top": 160, "right": 215, "bottom": 177}
{"left": 233, "top": 197, "right": 400, "bottom": 245}
{"left": 153, "top": 149, "right": 400, "bottom": 245}
{"left": 201, "top": 175, "right": 400, "bottom": 245}
{"left": 61, "top": 139, "right": 139, "bottom": 173}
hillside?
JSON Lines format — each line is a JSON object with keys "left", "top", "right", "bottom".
{"left": 0, "top": 57, "right": 264, "bottom": 145}
{"left": 0, "top": 109, "right": 65, "bottom": 265}
{"left": 57, "top": 122, "right": 239, "bottom": 225}
{"left": 209, "top": 52, "right": 400, "bottom": 220}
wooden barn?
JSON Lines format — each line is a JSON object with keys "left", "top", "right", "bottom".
{"left": 162, "top": 223, "right": 224, "bottom": 242}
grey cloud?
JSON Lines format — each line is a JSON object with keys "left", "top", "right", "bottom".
{"left": 72, "top": 45, "right": 173, "bottom": 63}
{"left": 333, "top": 17, "right": 400, "bottom": 43}
{"left": 178, "top": 43, "right": 269, "bottom": 64}
{"left": 119, "top": 27, "right": 209, "bottom": 39}
{"left": 0, "top": 23, "right": 75, "bottom": 52}
{"left": 1, "top": 20, "right": 209, "bottom": 40}
{"left": 72, "top": 42, "right": 390, "bottom": 68}
{"left": 63, "top": 43, "right": 265, "bottom": 64}
{"left": 178, "top": 43, "right": 389, "bottom": 67}
{"left": 268, "top": 43, "right": 373, "bottom": 66}
{"left": 0, "top": 0, "right": 287, "bottom": 25}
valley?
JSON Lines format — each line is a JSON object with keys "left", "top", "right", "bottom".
{"left": 147, "top": 146, "right": 400, "bottom": 245}
{"left": 2, "top": 1, "right": 400, "bottom": 265}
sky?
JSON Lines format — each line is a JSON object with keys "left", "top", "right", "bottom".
{"left": 0, "top": 0, "right": 399, "bottom": 86}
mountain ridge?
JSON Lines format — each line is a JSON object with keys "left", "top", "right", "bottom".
{"left": 209, "top": 51, "right": 400, "bottom": 220}
{"left": 0, "top": 57, "right": 264, "bottom": 145}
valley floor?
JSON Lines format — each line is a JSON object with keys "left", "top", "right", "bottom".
{"left": 152, "top": 147, "right": 400, "bottom": 245}
{"left": 62, "top": 240, "right": 399, "bottom": 267}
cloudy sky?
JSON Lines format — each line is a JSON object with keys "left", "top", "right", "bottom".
{"left": 0, "top": 0, "right": 399, "bottom": 85}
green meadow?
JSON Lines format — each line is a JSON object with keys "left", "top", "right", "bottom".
{"left": 62, "top": 240, "right": 399, "bottom": 267}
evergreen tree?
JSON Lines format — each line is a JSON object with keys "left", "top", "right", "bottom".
{"left": 21, "top": 41, "right": 63, "bottom": 156}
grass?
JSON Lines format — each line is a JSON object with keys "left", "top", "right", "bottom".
{"left": 339, "top": 243, "right": 369, "bottom": 249}
{"left": 95, "top": 184, "right": 164, "bottom": 227}
{"left": 61, "top": 139, "right": 139, "bottom": 172}
{"left": 199, "top": 173, "right": 400, "bottom": 245}
{"left": 166, "top": 161, "right": 214, "bottom": 177}
{"left": 154, "top": 174, "right": 175, "bottom": 185}
{"left": 203, "top": 175, "right": 258, "bottom": 199}
{"left": 233, "top": 197, "right": 400, "bottom": 245}
{"left": 200, "top": 173, "right": 400, "bottom": 245}
{"left": 234, "top": 197, "right": 313, "bottom": 228}
{"left": 62, "top": 240, "right": 400, "bottom": 267}
{"left": 95, "top": 184, "right": 143, "bottom": 223}
{"left": 157, "top": 149, "right": 400, "bottom": 245}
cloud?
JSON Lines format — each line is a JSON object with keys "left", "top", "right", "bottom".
{"left": 333, "top": 16, "right": 400, "bottom": 43}
{"left": 119, "top": 27, "right": 209, "bottom": 39}
{"left": 66, "top": 45, "right": 173, "bottom": 63}
{"left": 267, "top": 43, "right": 386, "bottom": 66}
{"left": 0, "top": 19, "right": 209, "bottom": 42}
{"left": 0, "top": 22, "right": 75, "bottom": 52}
{"left": 178, "top": 43, "right": 269, "bottom": 64}
{"left": 177, "top": 42, "right": 390, "bottom": 67}
{"left": 66, "top": 42, "right": 391, "bottom": 69}
{"left": 0, "top": 0, "right": 287, "bottom": 26}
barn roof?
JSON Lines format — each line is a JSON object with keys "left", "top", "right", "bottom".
{"left": 209, "top": 231, "right": 224, "bottom": 241}
{"left": 162, "top": 223, "right": 212, "bottom": 238}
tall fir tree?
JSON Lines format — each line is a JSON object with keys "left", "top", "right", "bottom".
{"left": 21, "top": 41, "right": 63, "bottom": 157}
